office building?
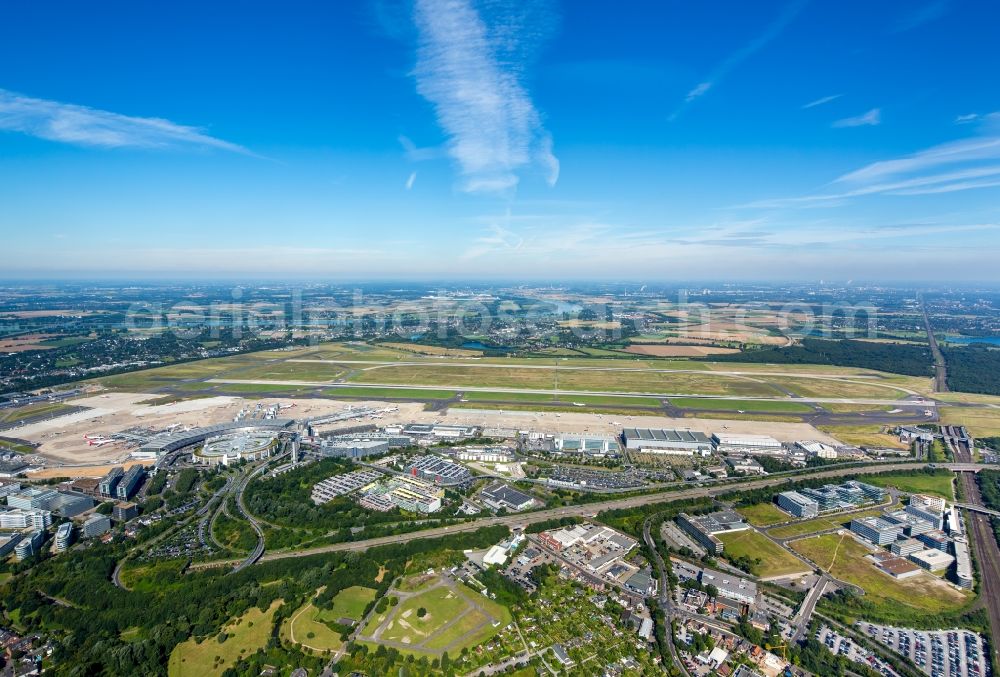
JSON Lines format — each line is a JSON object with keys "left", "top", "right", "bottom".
{"left": 916, "top": 530, "right": 950, "bottom": 552}
{"left": 318, "top": 438, "right": 389, "bottom": 459}
{"left": 113, "top": 502, "right": 138, "bottom": 522}
{"left": 777, "top": 491, "right": 819, "bottom": 518}
{"left": 14, "top": 530, "right": 44, "bottom": 561}
{"left": 906, "top": 494, "right": 946, "bottom": 530}
{"left": 99, "top": 467, "right": 124, "bottom": 498}
{"left": 850, "top": 517, "right": 901, "bottom": 545}
{"left": 0, "top": 508, "right": 51, "bottom": 530}
{"left": 889, "top": 538, "right": 924, "bottom": 556}
{"left": 53, "top": 522, "right": 74, "bottom": 552}
{"left": 909, "top": 549, "right": 954, "bottom": 571}
{"left": 699, "top": 567, "right": 757, "bottom": 605}
{"left": 0, "top": 532, "right": 23, "bottom": 558}
{"left": 82, "top": 514, "right": 112, "bottom": 538}
{"left": 6, "top": 488, "right": 58, "bottom": 511}
{"left": 456, "top": 447, "right": 515, "bottom": 463}
{"left": 883, "top": 510, "right": 935, "bottom": 537}
{"left": 49, "top": 492, "right": 94, "bottom": 518}
{"left": 677, "top": 511, "right": 749, "bottom": 555}
{"left": 0, "top": 482, "right": 22, "bottom": 499}
{"left": 116, "top": 465, "right": 146, "bottom": 500}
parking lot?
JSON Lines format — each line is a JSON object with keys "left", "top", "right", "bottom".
{"left": 817, "top": 625, "right": 900, "bottom": 677}
{"left": 857, "top": 622, "right": 990, "bottom": 677}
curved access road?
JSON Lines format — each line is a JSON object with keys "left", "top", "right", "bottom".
{"left": 189, "top": 461, "right": 984, "bottom": 571}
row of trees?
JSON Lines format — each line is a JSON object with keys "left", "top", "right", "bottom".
{"left": 705, "top": 338, "right": 933, "bottom": 376}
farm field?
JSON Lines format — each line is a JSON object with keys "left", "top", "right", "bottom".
{"left": 738, "top": 502, "right": 792, "bottom": 527}
{"left": 715, "top": 529, "right": 810, "bottom": 578}
{"left": 168, "top": 600, "right": 282, "bottom": 677}
{"left": 791, "top": 533, "right": 971, "bottom": 614}
{"left": 862, "top": 472, "right": 955, "bottom": 500}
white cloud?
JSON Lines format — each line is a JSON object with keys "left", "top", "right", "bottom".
{"left": 802, "top": 94, "right": 842, "bottom": 109}
{"left": 405, "top": 171, "right": 417, "bottom": 190}
{"left": 832, "top": 108, "right": 881, "bottom": 128}
{"left": 0, "top": 88, "right": 252, "bottom": 154}
{"left": 671, "top": 0, "right": 806, "bottom": 117}
{"left": 836, "top": 135, "right": 1000, "bottom": 184}
{"left": 411, "top": 0, "right": 558, "bottom": 193}
{"left": 955, "top": 113, "right": 980, "bottom": 124}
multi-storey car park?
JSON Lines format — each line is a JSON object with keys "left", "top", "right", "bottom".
{"left": 310, "top": 470, "right": 382, "bottom": 504}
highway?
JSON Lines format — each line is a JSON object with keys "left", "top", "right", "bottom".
{"left": 921, "top": 294, "right": 949, "bottom": 393}
{"left": 189, "top": 460, "right": 984, "bottom": 570}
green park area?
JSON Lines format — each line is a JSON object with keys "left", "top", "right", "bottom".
{"left": 791, "top": 533, "right": 971, "bottom": 615}
{"left": 737, "top": 502, "right": 790, "bottom": 527}
{"left": 360, "top": 573, "right": 511, "bottom": 656}
{"left": 716, "top": 529, "right": 810, "bottom": 578}
{"left": 168, "top": 600, "right": 282, "bottom": 677}
{"left": 284, "top": 586, "right": 377, "bottom": 653}
{"left": 863, "top": 472, "right": 955, "bottom": 500}
{"left": 768, "top": 507, "right": 886, "bottom": 540}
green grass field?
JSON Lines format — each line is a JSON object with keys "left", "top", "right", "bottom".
{"left": 461, "top": 391, "right": 662, "bottom": 406}
{"left": 716, "top": 529, "right": 810, "bottom": 578}
{"left": 818, "top": 424, "right": 910, "bottom": 449}
{"left": 286, "top": 586, "right": 376, "bottom": 652}
{"left": 168, "top": 600, "right": 282, "bottom": 677}
{"left": 767, "top": 507, "right": 886, "bottom": 540}
{"left": 324, "top": 386, "right": 457, "bottom": 400}
{"left": 669, "top": 397, "right": 814, "bottom": 413}
{"left": 791, "top": 533, "right": 970, "bottom": 614}
{"left": 0, "top": 401, "right": 75, "bottom": 424}
{"left": 738, "top": 502, "right": 791, "bottom": 526}
{"left": 381, "top": 586, "right": 469, "bottom": 644}
{"left": 862, "top": 472, "right": 955, "bottom": 500}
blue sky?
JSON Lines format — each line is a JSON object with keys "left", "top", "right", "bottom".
{"left": 1, "top": 0, "right": 999, "bottom": 282}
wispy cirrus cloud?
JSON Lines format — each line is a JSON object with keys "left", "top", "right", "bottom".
{"left": 672, "top": 0, "right": 807, "bottom": 118}
{"left": 832, "top": 108, "right": 881, "bottom": 128}
{"left": 894, "top": 0, "right": 950, "bottom": 33}
{"left": 0, "top": 88, "right": 252, "bottom": 154}
{"left": 411, "top": 0, "right": 559, "bottom": 193}
{"left": 405, "top": 172, "right": 417, "bottom": 190}
{"left": 802, "top": 94, "right": 842, "bottom": 109}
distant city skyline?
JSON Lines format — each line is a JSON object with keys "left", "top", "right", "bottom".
{"left": 2, "top": 0, "right": 999, "bottom": 281}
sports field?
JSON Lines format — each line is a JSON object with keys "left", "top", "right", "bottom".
{"left": 791, "top": 533, "right": 970, "bottom": 614}
{"left": 716, "top": 529, "right": 810, "bottom": 578}
{"left": 168, "top": 600, "right": 282, "bottom": 677}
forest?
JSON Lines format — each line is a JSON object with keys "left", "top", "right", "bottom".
{"left": 941, "top": 345, "right": 1000, "bottom": 395}
{"left": 705, "top": 338, "right": 933, "bottom": 376}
